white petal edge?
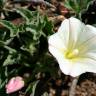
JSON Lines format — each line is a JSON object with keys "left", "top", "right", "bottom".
{"left": 48, "top": 32, "right": 66, "bottom": 51}
{"left": 58, "top": 17, "right": 85, "bottom": 48}
{"left": 75, "top": 24, "right": 96, "bottom": 51}
{"left": 69, "top": 17, "right": 85, "bottom": 43}
{"left": 84, "top": 25, "right": 96, "bottom": 52}
{"left": 70, "top": 58, "right": 96, "bottom": 77}
{"left": 49, "top": 45, "right": 73, "bottom": 75}
{"left": 57, "top": 18, "right": 69, "bottom": 47}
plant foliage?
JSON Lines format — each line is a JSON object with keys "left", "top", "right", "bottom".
{"left": 0, "top": 7, "right": 55, "bottom": 95}
{"left": 64, "top": 0, "right": 92, "bottom": 18}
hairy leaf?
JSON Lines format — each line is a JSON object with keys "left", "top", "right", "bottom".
{"left": 15, "top": 8, "right": 33, "bottom": 22}
{"left": 0, "top": 20, "right": 18, "bottom": 37}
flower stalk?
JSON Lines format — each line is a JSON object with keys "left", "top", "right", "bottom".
{"left": 69, "top": 76, "right": 79, "bottom": 96}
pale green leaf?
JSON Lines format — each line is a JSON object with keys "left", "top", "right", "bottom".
{"left": 30, "top": 80, "right": 39, "bottom": 96}
{"left": 0, "top": 20, "right": 18, "bottom": 37}
{"left": 15, "top": 8, "right": 33, "bottom": 22}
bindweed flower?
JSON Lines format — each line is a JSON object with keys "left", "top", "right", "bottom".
{"left": 48, "top": 17, "right": 96, "bottom": 77}
{"left": 6, "top": 76, "right": 24, "bottom": 94}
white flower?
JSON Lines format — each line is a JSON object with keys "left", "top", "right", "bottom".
{"left": 48, "top": 17, "right": 96, "bottom": 77}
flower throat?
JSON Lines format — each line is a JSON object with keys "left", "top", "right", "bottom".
{"left": 65, "top": 49, "right": 79, "bottom": 59}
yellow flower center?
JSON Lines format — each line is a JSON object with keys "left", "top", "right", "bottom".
{"left": 65, "top": 49, "right": 79, "bottom": 60}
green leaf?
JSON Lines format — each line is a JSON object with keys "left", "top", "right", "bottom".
{"left": 64, "top": 0, "right": 74, "bottom": 10}
{"left": 4, "top": 45, "right": 16, "bottom": 53}
{"left": 64, "top": 0, "right": 92, "bottom": 17}
{"left": 43, "top": 16, "right": 53, "bottom": 36}
{"left": 15, "top": 8, "right": 33, "bottom": 22}
{"left": 0, "top": 67, "right": 8, "bottom": 89}
{"left": 0, "top": 40, "right": 5, "bottom": 47}
{"left": 0, "top": 20, "right": 18, "bottom": 37}
{"left": 30, "top": 81, "right": 39, "bottom": 96}
{"left": 3, "top": 54, "right": 15, "bottom": 66}
{"left": 0, "top": 0, "right": 6, "bottom": 9}
{"left": 42, "top": 92, "right": 49, "bottom": 96}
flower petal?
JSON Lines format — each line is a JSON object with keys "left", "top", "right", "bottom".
{"left": 57, "top": 19, "right": 69, "bottom": 47}
{"left": 85, "top": 25, "right": 96, "bottom": 52}
{"left": 49, "top": 45, "right": 73, "bottom": 75}
{"left": 68, "top": 17, "right": 85, "bottom": 43}
{"left": 6, "top": 76, "right": 24, "bottom": 94}
{"left": 48, "top": 32, "right": 66, "bottom": 51}
{"left": 75, "top": 25, "right": 96, "bottom": 53}
{"left": 70, "top": 63, "right": 87, "bottom": 77}
{"left": 58, "top": 17, "right": 85, "bottom": 51}
{"left": 70, "top": 58, "right": 96, "bottom": 77}
{"left": 49, "top": 17, "right": 85, "bottom": 50}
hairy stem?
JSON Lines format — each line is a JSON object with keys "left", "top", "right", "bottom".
{"left": 69, "top": 76, "right": 79, "bottom": 96}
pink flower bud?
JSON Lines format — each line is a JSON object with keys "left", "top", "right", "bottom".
{"left": 6, "top": 76, "right": 24, "bottom": 94}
